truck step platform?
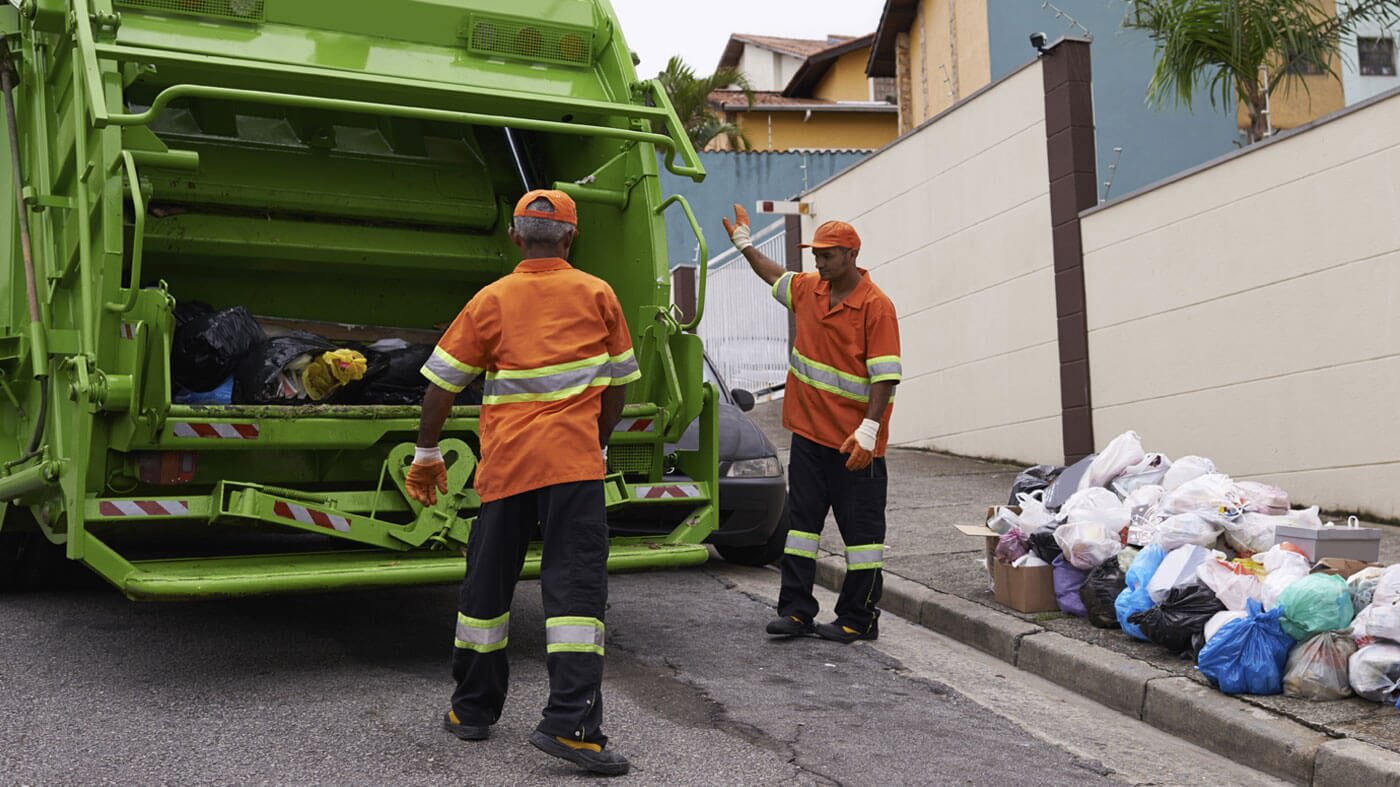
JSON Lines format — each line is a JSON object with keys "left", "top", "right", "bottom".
{"left": 100, "top": 537, "right": 711, "bottom": 600}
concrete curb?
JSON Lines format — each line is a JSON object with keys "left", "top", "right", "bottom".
{"left": 811, "top": 557, "right": 1400, "bottom": 785}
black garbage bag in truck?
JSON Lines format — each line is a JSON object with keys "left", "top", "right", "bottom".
{"left": 232, "top": 332, "right": 337, "bottom": 405}
{"left": 171, "top": 306, "right": 265, "bottom": 392}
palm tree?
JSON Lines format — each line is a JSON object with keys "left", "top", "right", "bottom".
{"left": 1124, "top": 0, "right": 1400, "bottom": 142}
{"left": 656, "top": 56, "right": 754, "bottom": 151}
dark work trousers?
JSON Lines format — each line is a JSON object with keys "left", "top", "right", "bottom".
{"left": 450, "top": 480, "right": 610, "bottom": 745}
{"left": 778, "top": 434, "right": 888, "bottom": 632}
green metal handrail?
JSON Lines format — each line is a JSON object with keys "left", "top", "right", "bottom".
{"left": 657, "top": 194, "right": 708, "bottom": 331}
{"left": 105, "top": 151, "right": 144, "bottom": 313}
{"left": 644, "top": 79, "right": 705, "bottom": 182}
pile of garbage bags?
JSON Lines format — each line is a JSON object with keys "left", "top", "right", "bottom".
{"left": 992, "top": 430, "right": 1400, "bottom": 706}
{"left": 169, "top": 302, "right": 464, "bottom": 406}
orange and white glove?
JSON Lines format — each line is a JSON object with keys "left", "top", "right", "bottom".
{"left": 840, "top": 419, "right": 880, "bottom": 471}
{"left": 406, "top": 446, "right": 449, "bottom": 506}
{"left": 721, "top": 203, "right": 752, "bottom": 252}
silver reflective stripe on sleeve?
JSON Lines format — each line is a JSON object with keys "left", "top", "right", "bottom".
{"left": 455, "top": 612, "right": 510, "bottom": 653}
{"left": 846, "top": 544, "right": 885, "bottom": 570}
{"left": 784, "top": 530, "right": 821, "bottom": 559}
{"left": 610, "top": 349, "right": 640, "bottom": 383}
{"left": 545, "top": 616, "right": 605, "bottom": 655}
{"left": 771, "top": 272, "right": 795, "bottom": 310}
{"left": 422, "top": 347, "right": 482, "bottom": 393}
{"left": 866, "top": 355, "right": 903, "bottom": 384}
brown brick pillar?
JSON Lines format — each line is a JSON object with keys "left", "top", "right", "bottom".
{"left": 672, "top": 265, "right": 696, "bottom": 325}
{"left": 1041, "top": 39, "right": 1097, "bottom": 465}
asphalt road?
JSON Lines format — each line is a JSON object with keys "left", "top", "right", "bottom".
{"left": 0, "top": 563, "right": 1282, "bottom": 786}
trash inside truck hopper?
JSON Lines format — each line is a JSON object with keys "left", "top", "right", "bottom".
{"left": 0, "top": 0, "right": 719, "bottom": 599}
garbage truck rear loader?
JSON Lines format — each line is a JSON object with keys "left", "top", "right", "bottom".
{"left": 0, "top": 0, "right": 718, "bottom": 599}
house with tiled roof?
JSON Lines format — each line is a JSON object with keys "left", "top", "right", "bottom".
{"left": 707, "top": 33, "right": 899, "bottom": 151}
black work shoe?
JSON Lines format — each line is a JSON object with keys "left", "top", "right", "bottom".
{"left": 529, "top": 730, "right": 630, "bottom": 776}
{"left": 815, "top": 621, "right": 878, "bottom": 643}
{"left": 442, "top": 711, "right": 490, "bottom": 741}
{"left": 765, "top": 615, "right": 816, "bottom": 637}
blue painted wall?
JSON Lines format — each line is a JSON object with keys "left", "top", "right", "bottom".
{"left": 658, "top": 150, "right": 869, "bottom": 267}
{"left": 986, "top": 0, "right": 1239, "bottom": 198}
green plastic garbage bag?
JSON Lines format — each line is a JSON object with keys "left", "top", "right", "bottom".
{"left": 1279, "top": 574, "right": 1355, "bottom": 641}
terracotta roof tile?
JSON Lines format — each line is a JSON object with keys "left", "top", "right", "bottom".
{"left": 731, "top": 34, "right": 842, "bottom": 59}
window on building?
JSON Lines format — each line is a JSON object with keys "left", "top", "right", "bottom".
{"left": 1358, "top": 37, "right": 1398, "bottom": 77}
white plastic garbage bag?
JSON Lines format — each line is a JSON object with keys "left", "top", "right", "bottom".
{"left": 1349, "top": 643, "right": 1400, "bottom": 703}
{"left": 1053, "top": 522, "right": 1124, "bottom": 571}
{"left": 1204, "top": 610, "right": 1248, "bottom": 643}
{"left": 1081, "top": 431, "right": 1145, "bottom": 490}
{"left": 1365, "top": 604, "right": 1400, "bottom": 643}
{"left": 1235, "top": 481, "right": 1290, "bottom": 516}
{"left": 1372, "top": 565, "right": 1400, "bottom": 608}
{"left": 1013, "top": 553, "right": 1049, "bottom": 568}
{"left": 1147, "top": 544, "right": 1210, "bottom": 603}
{"left": 1259, "top": 546, "right": 1311, "bottom": 610}
{"left": 1122, "top": 485, "right": 1165, "bottom": 518}
{"left": 1197, "top": 558, "right": 1265, "bottom": 611}
{"left": 1014, "top": 491, "right": 1056, "bottom": 531}
{"left": 1349, "top": 566, "right": 1387, "bottom": 611}
{"left": 1162, "top": 455, "right": 1216, "bottom": 491}
{"left": 1060, "top": 487, "right": 1131, "bottom": 531}
{"left": 1158, "top": 474, "right": 1242, "bottom": 525}
{"left": 1111, "top": 453, "right": 1171, "bottom": 496}
{"left": 1152, "top": 513, "right": 1223, "bottom": 551}
{"left": 1224, "top": 513, "right": 1282, "bottom": 556}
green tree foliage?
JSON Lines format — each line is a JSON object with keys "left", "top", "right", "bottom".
{"left": 656, "top": 56, "right": 754, "bottom": 150}
{"left": 1124, "top": 0, "right": 1400, "bottom": 142}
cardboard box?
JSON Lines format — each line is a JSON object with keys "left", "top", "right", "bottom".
{"left": 955, "top": 508, "right": 1058, "bottom": 614}
{"left": 1310, "top": 557, "right": 1382, "bottom": 579}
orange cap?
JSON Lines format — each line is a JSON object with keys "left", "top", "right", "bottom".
{"left": 800, "top": 220, "right": 861, "bottom": 251}
{"left": 513, "top": 189, "right": 578, "bottom": 226}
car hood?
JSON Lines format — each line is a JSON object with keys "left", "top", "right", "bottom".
{"left": 669, "top": 402, "right": 778, "bottom": 461}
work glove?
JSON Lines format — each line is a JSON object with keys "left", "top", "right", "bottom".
{"left": 722, "top": 203, "right": 752, "bottom": 252}
{"left": 406, "top": 445, "right": 449, "bottom": 506}
{"left": 840, "top": 418, "right": 880, "bottom": 472}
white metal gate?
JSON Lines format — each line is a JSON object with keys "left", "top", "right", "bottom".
{"left": 695, "top": 219, "right": 790, "bottom": 394}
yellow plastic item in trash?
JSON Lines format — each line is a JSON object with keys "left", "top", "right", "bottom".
{"left": 302, "top": 349, "right": 368, "bottom": 401}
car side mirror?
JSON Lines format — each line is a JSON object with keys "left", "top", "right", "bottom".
{"left": 731, "top": 388, "right": 756, "bottom": 412}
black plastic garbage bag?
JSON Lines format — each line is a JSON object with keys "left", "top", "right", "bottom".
{"left": 1008, "top": 464, "right": 1064, "bottom": 505}
{"left": 232, "top": 332, "right": 335, "bottom": 404}
{"left": 338, "top": 341, "right": 434, "bottom": 405}
{"left": 1028, "top": 529, "right": 1063, "bottom": 566}
{"left": 1129, "top": 584, "right": 1226, "bottom": 657}
{"left": 1080, "top": 560, "right": 1127, "bottom": 629}
{"left": 171, "top": 306, "right": 265, "bottom": 392}
{"left": 173, "top": 299, "right": 213, "bottom": 329}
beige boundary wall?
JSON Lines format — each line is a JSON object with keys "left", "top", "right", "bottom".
{"left": 1080, "top": 89, "right": 1400, "bottom": 520}
{"left": 799, "top": 62, "right": 1062, "bottom": 464}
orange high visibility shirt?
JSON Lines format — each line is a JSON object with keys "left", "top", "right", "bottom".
{"left": 771, "top": 269, "right": 902, "bottom": 456}
{"left": 421, "top": 258, "right": 640, "bottom": 503}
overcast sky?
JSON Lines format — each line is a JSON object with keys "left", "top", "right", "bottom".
{"left": 609, "top": 0, "right": 887, "bottom": 78}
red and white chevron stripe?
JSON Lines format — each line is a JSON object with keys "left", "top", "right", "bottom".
{"left": 170, "top": 422, "right": 260, "bottom": 440}
{"left": 273, "top": 501, "right": 351, "bottom": 533}
{"left": 613, "top": 418, "right": 655, "bottom": 433}
{"left": 97, "top": 499, "right": 190, "bottom": 517}
{"left": 119, "top": 323, "right": 137, "bottom": 340}
{"left": 633, "top": 484, "right": 702, "bottom": 500}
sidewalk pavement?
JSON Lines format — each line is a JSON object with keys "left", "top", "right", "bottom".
{"left": 749, "top": 400, "right": 1400, "bottom": 784}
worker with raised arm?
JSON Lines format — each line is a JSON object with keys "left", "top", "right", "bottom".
{"left": 723, "top": 205, "right": 901, "bottom": 643}
{"left": 405, "top": 190, "right": 639, "bottom": 776}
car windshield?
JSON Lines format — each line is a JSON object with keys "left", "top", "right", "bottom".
{"left": 702, "top": 357, "right": 732, "bottom": 404}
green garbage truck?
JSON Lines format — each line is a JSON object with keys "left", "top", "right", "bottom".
{"left": 0, "top": 0, "right": 718, "bottom": 599}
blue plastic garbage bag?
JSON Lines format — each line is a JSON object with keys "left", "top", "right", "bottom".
{"left": 173, "top": 375, "right": 234, "bottom": 405}
{"left": 1196, "top": 599, "right": 1295, "bottom": 695}
{"left": 1116, "top": 543, "right": 1166, "bottom": 640}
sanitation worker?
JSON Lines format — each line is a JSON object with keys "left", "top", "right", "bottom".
{"left": 723, "top": 205, "right": 901, "bottom": 643}
{"left": 406, "top": 189, "right": 638, "bottom": 776}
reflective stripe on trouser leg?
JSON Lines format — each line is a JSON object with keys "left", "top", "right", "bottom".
{"left": 845, "top": 544, "right": 884, "bottom": 570}
{"left": 546, "top": 616, "right": 605, "bottom": 656}
{"left": 784, "top": 529, "right": 821, "bottom": 559}
{"left": 455, "top": 611, "right": 510, "bottom": 653}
